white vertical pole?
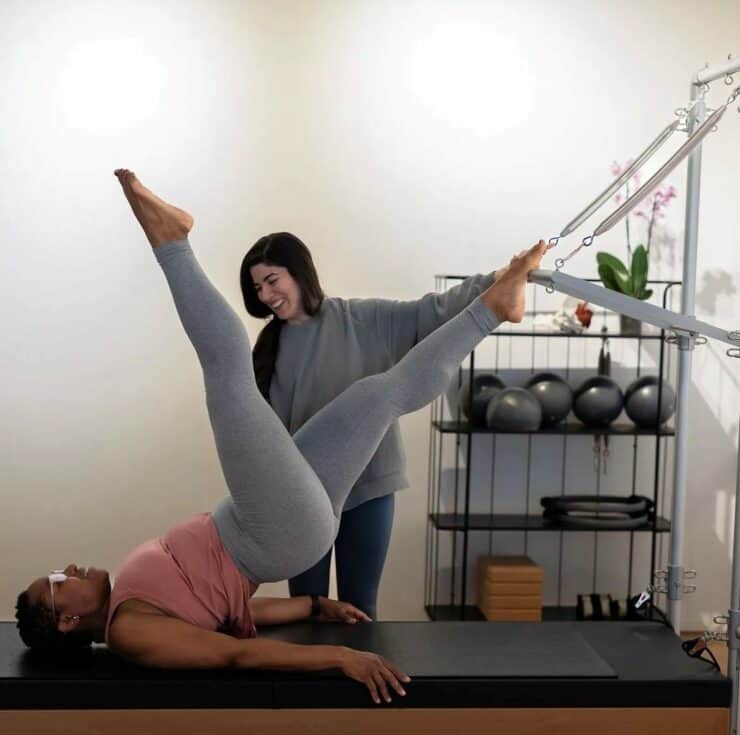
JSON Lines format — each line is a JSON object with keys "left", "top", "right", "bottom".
{"left": 666, "top": 82, "right": 704, "bottom": 632}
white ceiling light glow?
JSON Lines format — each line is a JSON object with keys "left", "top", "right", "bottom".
{"left": 407, "top": 20, "right": 532, "bottom": 136}
{"left": 52, "top": 38, "right": 168, "bottom": 135}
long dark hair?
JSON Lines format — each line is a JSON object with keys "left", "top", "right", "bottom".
{"left": 241, "top": 233, "right": 325, "bottom": 401}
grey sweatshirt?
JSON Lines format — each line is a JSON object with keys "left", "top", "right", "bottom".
{"left": 269, "top": 273, "right": 495, "bottom": 511}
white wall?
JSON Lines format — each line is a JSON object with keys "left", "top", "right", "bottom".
{"left": 1, "top": 0, "right": 739, "bottom": 631}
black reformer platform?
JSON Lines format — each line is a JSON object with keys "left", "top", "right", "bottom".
{"left": 0, "top": 620, "right": 729, "bottom": 734}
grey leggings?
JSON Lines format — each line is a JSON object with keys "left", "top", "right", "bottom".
{"left": 155, "top": 240, "right": 500, "bottom": 583}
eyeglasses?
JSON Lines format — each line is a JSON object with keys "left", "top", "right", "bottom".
{"left": 48, "top": 570, "right": 68, "bottom": 624}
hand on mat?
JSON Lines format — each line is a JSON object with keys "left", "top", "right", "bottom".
{"left": 318, "top": 598, "right": 372, "bottom": 624}
{"left": 339, "top": 648, "right": 411, "bottom": 704}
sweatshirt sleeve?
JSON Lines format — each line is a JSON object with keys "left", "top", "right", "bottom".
{"left": 370, "top": 271, "right": 495, "bottom": 362}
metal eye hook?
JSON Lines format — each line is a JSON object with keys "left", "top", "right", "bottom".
{"left": 725, "top": 74, "right": 735, "bottom": 86}
{"left": 554, "top": 257, "right": 565, "bottom": 270}
{"left": 581, "top": 235, "right": 594, "bottom": 248}
{"left": 548, "top": 236, "right": 560, "bottom": 247}
{"left": 666, "top": 327, "right": 706, "bottom": 348}
{"left": 727, "top": 330, "right": 740, "bottom": 354}
{"left": 676, "top": 96, "right": 704, "bottom": 119}
{"left": 667, "top": 332, "right": 707, "bottom": 347}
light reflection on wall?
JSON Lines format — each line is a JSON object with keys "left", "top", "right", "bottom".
{"left": 406, "top": 20, "right": 533, "bottom": 136}
{"left": 52, "top": 39, "right": 168, "bottom": 134}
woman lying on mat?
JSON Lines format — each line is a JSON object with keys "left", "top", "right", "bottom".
{"left": 15, "top": 169, "right": 549, "bottom": 704}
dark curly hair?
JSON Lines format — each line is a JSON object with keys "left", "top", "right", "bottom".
{"left": 241, "top": 233, "right": 325, "bottom": 400}
{"left": 15, "top": 590, "right": 93, "bottom": 652}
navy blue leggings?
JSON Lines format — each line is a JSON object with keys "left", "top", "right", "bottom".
{"left": 288, "top": 494, "right": 395, "bottom": 619}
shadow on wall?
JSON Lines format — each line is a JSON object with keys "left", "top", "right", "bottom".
{"left": 695, "top": 269, "right": 737, "bottom": 316}
{"left": 629, "top": 331, "right": 739, "bottom": 627}
{"left": 680, "top": 341, "right": 740, "bottom": 630}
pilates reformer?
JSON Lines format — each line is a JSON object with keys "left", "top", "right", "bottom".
{"left": 1, "top": 56, "right": 739, "bottom": 735}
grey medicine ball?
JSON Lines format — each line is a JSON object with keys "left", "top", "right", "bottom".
{"left": 457, "top": 374, "right": 505, "bottom": 426}
{"left": 573, "top": 376, "right": 624, "bottom": 428}
{"left": 525, "top": 372, "right": 573, "bottom": 427}
{"left": 624, "top": 375, "right": 676, "bottom": 428}
{"left": 485, "top": 387, "right": 543, "bottom": 432}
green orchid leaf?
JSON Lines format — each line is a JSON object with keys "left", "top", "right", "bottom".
{"left": 631, "top": 245, "right": 648, "bottom": 294}
{"left": 640, "top": 288, "right": 653, "bottom": 301}
{"left": 596, "top": 251, "right": 629, "bottom": 278}
{"left": 598, "top": 263, "right": 624, "bottom": 293}
{"left": 596, "top": 252, "right": 632, "bottom": 294}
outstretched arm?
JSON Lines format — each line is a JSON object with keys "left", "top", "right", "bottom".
{"left": 370, "top": 270, "right": 496, "bottom": 362}
{"left": 108, "top": 612, "right": 408, "bottom": 704}
{"left": 250, "top": 596, "right": 371, "bottom": 625}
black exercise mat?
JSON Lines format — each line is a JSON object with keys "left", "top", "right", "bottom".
{"left": 1, "top": 621, "right": 729, "bottom": 709}
{"left": 260, "top": 621, "right": 616, "bottom": 678}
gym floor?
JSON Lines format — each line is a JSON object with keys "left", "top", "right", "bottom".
{"left": 682, "top": 632, "right": 728, "bottom": 674}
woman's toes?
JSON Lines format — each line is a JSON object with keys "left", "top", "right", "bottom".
{"left": 114, "top": 168, "right": 133, "bottom": 182}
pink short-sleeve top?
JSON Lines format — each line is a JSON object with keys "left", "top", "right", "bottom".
{"left": 105, "top": 513, "right": 256, "bottom": 643}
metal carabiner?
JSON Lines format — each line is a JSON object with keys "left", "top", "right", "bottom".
{"left": 635, "top": 587, "right": 653, "bottom": 609}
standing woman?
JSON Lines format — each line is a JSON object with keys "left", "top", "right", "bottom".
{"left": 242, "top": 233, "right": 495, "bottom": 618}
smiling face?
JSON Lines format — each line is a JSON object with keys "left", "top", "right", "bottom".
{"left": 250, "top": 262, "right": 309, "bottom": 324}
{"left": 26, "top": 564, "right": 111, "bottom": 633}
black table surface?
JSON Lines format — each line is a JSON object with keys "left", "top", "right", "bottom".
{"left": 0, "top": 620, "right": 729, "bottom": 709}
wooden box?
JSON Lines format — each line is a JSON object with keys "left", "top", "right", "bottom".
{"left": 477, "top": 555, "right": 543, "bottom": 622}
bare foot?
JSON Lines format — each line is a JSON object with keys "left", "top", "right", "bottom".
{"left": 483, "top": 240, "right": 551, "bottom": 323}
{"left": 114, "top": 169, "right": 194, "bottom": 247}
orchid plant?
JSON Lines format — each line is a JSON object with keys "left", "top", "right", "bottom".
{"left": 596, "top": 160, "right": 677, "bottom": 301}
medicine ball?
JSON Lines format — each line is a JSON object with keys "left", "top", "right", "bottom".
{"left": 486, "top": 387, "right": 543, "bottom": 432}
{"left": 457, "top": 374, "right": 505, "bottom": 426}
{"left": 573, "top": 376, "right": 624, "bottom": 428}
{"left": 624, "top": 375, "right": 676, "bottom": 428}
{"left": 525, "top": 372, "right": 573, "bottom": 427}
